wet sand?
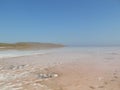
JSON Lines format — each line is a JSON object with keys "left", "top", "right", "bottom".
{"left": 0, "top": 47, "right": 120, "bottom": 90}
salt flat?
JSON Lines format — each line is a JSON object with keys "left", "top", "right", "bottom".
{"left": 0, "top": 47, "right": 120, "bottom": 90}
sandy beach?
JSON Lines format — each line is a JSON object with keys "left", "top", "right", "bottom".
{"left": 0, "top": 47, "right": 120, "bottom": 90}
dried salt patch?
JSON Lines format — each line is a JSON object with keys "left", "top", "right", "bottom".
{"left": 38, "top": 84, "right": 50, "bottom": 90}
{"left": 54, "top": 74, "right": 58, "bottom": 77}
{"left": 0, "top": 74, "right": 12, "bottom": 81}
{"left": 0, "top": 83, "right": 23, "bottom": 90}
{"left": 0, "top": 71, "right": 29, "bottom": 81}
{"left": 6, "top": 84, "right": 17, "bottom": 88}
{"left": 98, "top": 77, "right": 104, "bottom": 81}
{"left": 15, "top": 71, "right": 29, "bottom": 78}
{"left": 24, "top": 64, "right": 29, "bottom": 68}
{"left": 1, "top": 70, "right": 5, "bottom": 72}
{"left": 0, "top": 66, "right": 3, "bottom": 70}
{"left": 8, "top": 65, "right": 15, "bottom": 70}
{"left": 0, "top": 82, "right": 5, "bottom": 87}
{"left": 33, "top": 83, "right": 37, "bottom": 86}
{"left": 14, "top": 87, "right": 23, "bottom": 90}
{"left": 13, "top": 83, "right": 23, "bottom": 87}
{"left": 9, "top": 65, "right": 27, "bottom": 70}
{"left": 37, "top": 84, "right": 46, "bottom": 88}
{"left": 37, "top": 73, "right": 58, "bottom": 79}
{"left": 0, "top": 86, "right": 13, "bottom": 90}
{"left": 17, "top": 65, "right": 26, "bottom": 69}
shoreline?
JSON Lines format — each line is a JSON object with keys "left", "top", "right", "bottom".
{"left": 0, "top": 47, "right": 65, "bottom": 59}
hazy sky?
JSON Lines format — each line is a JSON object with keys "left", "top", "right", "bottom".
{"left": 0, "top": 0, "right": 120, "bottom": 45}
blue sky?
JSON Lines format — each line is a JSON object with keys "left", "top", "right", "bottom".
{"left": 0, "top": 0, "right": 120, "bottom": 45}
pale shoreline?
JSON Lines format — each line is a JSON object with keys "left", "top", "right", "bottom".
{"left": 0, "top": 47, "right": 120, "bottom": 90}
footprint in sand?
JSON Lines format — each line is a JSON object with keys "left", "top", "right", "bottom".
{"left": 89, "top": 86, "right": 95, "bottom": 89}
{"left": 98, "top": 86, "right": 105, "bottom": 88}
{"left": 114, "top": 76, "right": 118, "bottom": 79}
{"left": 89, "top": 85, "right": 105, "bottom": 89}
{"left": 104, "top": 81, "right": 108, "bottom": 85}
{"left": 111, "top": 79, "right": 116, "bottom": 82}
{"left": 113, "top": 71, "right": 119, "bottom": 79}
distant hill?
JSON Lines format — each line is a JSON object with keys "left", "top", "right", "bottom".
{"left": 0, "top": 42, "right": 64, "bottom": 50}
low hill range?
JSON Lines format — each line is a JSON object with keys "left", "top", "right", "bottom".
{"left": 0, "top": 42, "right": 64, "bottom": 50}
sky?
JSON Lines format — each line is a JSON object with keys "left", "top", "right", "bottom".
{"left": 0, "top": 0, "right": 120, "bottom": 45}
